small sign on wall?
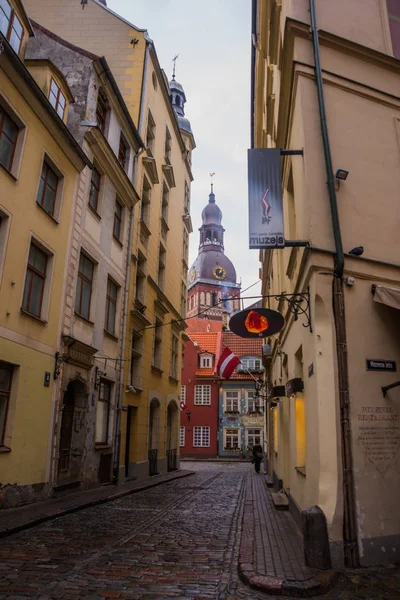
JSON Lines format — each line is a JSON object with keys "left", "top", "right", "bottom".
{"left": 366, "top": 359, "right": 396, "bottom": 372}
{"left": 44, "top": 372, "right": 51, "bottom": 387}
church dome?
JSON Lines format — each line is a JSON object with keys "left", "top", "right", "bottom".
{"left": 189, "top": 251, "right": 237, "bottom": 285}
{"left": 201, "top": 194, "right": 222, "bottom": 226}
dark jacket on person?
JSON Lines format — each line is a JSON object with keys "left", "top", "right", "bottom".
{"left": 252, "top": 444, "right": 263, "bottom": 462}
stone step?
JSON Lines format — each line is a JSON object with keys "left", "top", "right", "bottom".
{"left": 271, "top": 491, "right": 289, "bottom": 510}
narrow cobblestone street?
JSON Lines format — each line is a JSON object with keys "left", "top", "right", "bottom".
{"left": 0, "top": 463, "right": 399, "bottom": 600}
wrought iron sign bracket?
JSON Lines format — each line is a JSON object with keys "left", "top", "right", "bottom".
{"left": 53, "top": 352, "right": 70, "bottom": 380}
{"left": 272, "top": 287, "right": 312, "bottom": 333}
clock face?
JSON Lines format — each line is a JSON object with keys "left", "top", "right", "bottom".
{"left": 189, "top": 267, "right": 196, "bottom": 283}
{"left": 213, "top": 265, "right": 226, "bottom": 280}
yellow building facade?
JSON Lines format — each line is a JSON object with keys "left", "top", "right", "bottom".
{"left": 252, "top": 0, "right": 400, "bottom": 567}
{"left": 23, "top": 0, "right": 195, "bottom": 480}
{"left": 0, "top": 1, "right": 88, "bottom": 507}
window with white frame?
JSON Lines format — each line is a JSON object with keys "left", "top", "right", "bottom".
{"left": 194, "top": 385, "right": 211, "bottom": 405}
{"left": 180, "top": 426, "right": 185, "bottom": 447}
{"left": 170, "top": 333, "right": 179, "bottom": 379}
{"left": 246, "top": 390, "right": 256, "bottom": 413}
{"left": 246, "top": 428, "right": 262, "bottom": 449}
{"left": 200, "top": 354, "right": 212, "bottom": 369}
{"left": 180, "top": 385, "right": 186, "bottom": 404}
{"left": 240, "top": 357, "right": 262, "bottom": 371}
{"left": 22, "top": 241, "right": 52, "bottom": 320}
{"left": 224, "top": 390, "right": 240, "bottom": 412}
{"left": 224, "top": 428, "right": 240, "bottom": 449}
{"left": 193, "top": 426, "right": 210, "bottom": 447}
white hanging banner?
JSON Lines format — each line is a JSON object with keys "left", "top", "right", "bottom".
{"left": 248, "top": 148, "right": 285, "bottom": 249}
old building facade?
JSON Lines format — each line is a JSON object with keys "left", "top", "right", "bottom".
{"left": 252, "top": 0, "right": 400, "bottom": 567}
{"left": 0, "top": 1, "right": 89, "bottom": 507}
{"left": 22, "top": 0, "right": 195, "bottom": 481}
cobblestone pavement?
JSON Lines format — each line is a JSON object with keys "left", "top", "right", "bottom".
{"left": 0, "top": 462, "right": 399, "bottom": 600}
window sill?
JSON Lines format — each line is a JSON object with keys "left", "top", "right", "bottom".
{"left": 225, "top": 411, "right": 240, "bottom": 415}
{"left": 295, "top": 466, "right": 306, "bottom": 477}
{"left": 74, "top": 311, "right": 95, "bottom": 326}
{"left": 112, "top": 235, "right": 123, "bottom": 248}
{"left": 194, "top": 402, "right": 211, "bottom": 406}
{"left": 151, "top": 365, "right": 164, "bottom": 375}
{"left": 36, "top": 202, "right": 59, "bottom": 225}
{"left": 0, "top": 445, "right": 11, "bottom": 453}
{"left": 88, "top": 203, "right": 101, "bottom": 220}
{"left": 20, "top": 308, "right": 47, "bottom": 325}
{"left": 104, "top": 329, "right": 119, "bottom": 342}
{"left": 169, "top": 376, "right": 179, "bottom": 384}
{"left": 95, "top": 444, "right": 112, "bottom": 451}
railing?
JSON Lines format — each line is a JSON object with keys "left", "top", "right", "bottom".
{"left": 167, "top": 448, "right": 177, "bottom": 472}
{"left": 148, "top": 448, "right": 158, "bottom": 476}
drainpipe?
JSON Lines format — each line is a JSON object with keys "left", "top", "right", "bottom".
{"left": 309, "top": 0, "right": 359, "bottom": 567}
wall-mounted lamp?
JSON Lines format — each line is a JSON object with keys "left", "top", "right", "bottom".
{"left": 186, "top": 410, "right": 191, "bottom": 422}
{"left": 335, "top": 169, "right": 349, "bottom": 181}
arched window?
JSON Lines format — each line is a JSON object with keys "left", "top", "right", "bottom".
{"left": 200, "top": 292, "right": 205, "bottom": 305}
{"left": 206, "top": 230, "right": 211, "bottom": 241}
{"left": 175, "top": 96, "right": 181, "bottom": 107}
{"left": 212, "top": 292, "right": 217, "bottom": 306}
{"left": 206, "top": 292, "right": 211, "bottom": 306}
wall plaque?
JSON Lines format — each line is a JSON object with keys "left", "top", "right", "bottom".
{"left": 366, "top": 359, "right": 396, "bottom": 372}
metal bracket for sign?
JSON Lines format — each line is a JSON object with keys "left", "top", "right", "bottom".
{"left": 381, "top": 380, "right": 400, "bottom": 397}
{"left": 271, "top": 287, "right": 312, "bottom": 333}
{"left": 53, "top": 352, "right": 69, "bottom": 380}
{"left": 280, "top": 149, "right": 304, "bottom": 156}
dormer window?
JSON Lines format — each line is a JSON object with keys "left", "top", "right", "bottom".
{"left": 239, "top": 357, "right": 263, "bottom": 373}
{"left": 96, "top": 88, "right": 109, "bottom": 134}
{"left": 49, "top": 79, "right": 66, "bottom": 120}
{"left": 200, "top": 354, "right": 213, "bottom": 369}
{"left": 0, "top": 0, "right": 23, "bottom": 54}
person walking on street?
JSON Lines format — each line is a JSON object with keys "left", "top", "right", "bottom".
{"left": 252, "top": 443, "right": 263, "bottom": 473}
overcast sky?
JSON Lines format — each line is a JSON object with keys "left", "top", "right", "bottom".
{"left": 107, "top": 0, "right": 261, "bottom": 305}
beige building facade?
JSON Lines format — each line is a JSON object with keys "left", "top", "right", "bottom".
{"left": 252, "top": 0, "right": 400, "bottom": 567}
{"left": 23, "top": 0, "right": 195, "bottom": 481}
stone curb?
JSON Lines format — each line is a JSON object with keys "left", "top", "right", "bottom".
{"left": 238, "top": 479, "right": 339, "bottom": 597}
{"left": 0, "top": 470, "right": 195, "bottom": 539}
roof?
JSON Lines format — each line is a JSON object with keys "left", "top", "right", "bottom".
{"left": 222, "top": 332, "right": 263, "bottom": 358}
{"left": 186, "top": 318, "right": 222, "bottom": 334}
{"left": 190, "top": 332, "right": 222, "bottom": 377}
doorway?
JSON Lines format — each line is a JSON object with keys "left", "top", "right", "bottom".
{"left": 57, "top": 379, "right": 88, "bottom": 482}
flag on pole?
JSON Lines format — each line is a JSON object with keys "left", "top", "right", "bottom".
{"left": 217, "top": 346, "right": 241, "bottom": 379}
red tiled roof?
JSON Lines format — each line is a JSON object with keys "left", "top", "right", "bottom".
{"left": 195, "top": 368, "right": 215, "bottom": 376}
{"left": 222, "top": 332, "right": 263, "bottom": 358}
{"left": 191, "top": 332, "right": 219, "bottom": 355}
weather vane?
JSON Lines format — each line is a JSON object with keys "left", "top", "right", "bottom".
{"left": 209, "top": 172, "right": 215, "bottom": 192}
{"left": 172, "top": 54, "right": 179, "bottom": 80}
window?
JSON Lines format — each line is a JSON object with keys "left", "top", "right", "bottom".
{"left": 224, "top": 390, "right": 240, "bottom": 413}
{"left": 75, "top": 252, "right": 94, "bottom": 320}
{"left": 161, "top": 182, "right": 169, "bottom": 223}
{"left": 96, "top": 88, "right": 109, "bottom": 133}
{"left": 387, "top": 0, "right": 400, "bottom": 59}
{"left": 296, "top": 395, "right": 306, "bottom": 469}
{"left": 135, "top": 253, "right": 146, "bottom": 305}
{"left": 194, "top": 385, "right": 211, "bottom": 405}
{"left": 0, "top": 104, "right": 18, "bottom": 171}
{"left": 224, "top": 428, "right": 240, "bottom": 449}
{"left": 153, "top": 318, "right": 162, "bottom": 370}
{"left": 22, "top": 243, "right": 48, "bottom": 318}
{"left": 105, "top": 278, "right": 118, "bottom": 336}
{"left": 36, "top": 161, "right": 59, "bottom": 217}
{"left": 140, "top": 177, "right": 151, "bottom": 227}
{"left": 193, "top": 426, "right": 210, "bottom": 448}
{"left": 157, "top": 244, "right": 166, "bottom": 290}
{"left": 0, "top": 0, "right": 23, "bottom": 54}
{"left": 240, "top": 357, "right": 263, "bottom": 372}
{"left": 146, "top": 110, "right": 156, "bottom": 155}
{"left": 49, "top": 79, "right": 66, "bottom": 119}
{"left": 170, "top": 334, "right": 179, "bottom": 379}
{"left": 95, "top": 380, "right": 111, "bottom": 444}
{"left": 180, "top": 385, "right": 186, "bottom": 404}
{"left": 113, "top": 198, "right": 123, "bottom": 241}
{"left": 180, "top": 426, "right": 185, "bottom": 447}
{"left": 0, "top": 361, "right": 13, "bottom": 446}
{"left": 180, "top": 281, "right": 187, "bottom": 317}
{"left": 246, "top": 390, "right": 257, "bottom": 413}
{"left": 89, "top": 168, "right": 101, "bottom": 213}
{"left": 184, "top": 181, "right": 190, "bottom": 213}
{"left": 247, "top": 428, "right": 262, "bottom": 449}
{"left": 164, "top": 127, "right": 171, "bottom": 163}
{"left": 130, "top": 330, "right": 143, "bottom": 389}
{"left": 200, "top": 355, "right": 212, "bottom": 369}
{"left": 182, "top": 228, "right": 189, "bottom": 266}
{"left": 118, "top": 132, "right": 129, "bottom": 170}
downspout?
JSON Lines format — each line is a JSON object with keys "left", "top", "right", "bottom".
{"left": 309, "top": 0, "right": 359, "bottom": 567}
{"left": 250, "top": 0, "right": 257, "bottom": 150}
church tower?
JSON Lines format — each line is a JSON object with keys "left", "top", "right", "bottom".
{"left": 187, "top": 185, "right": 241, "bottom": 322}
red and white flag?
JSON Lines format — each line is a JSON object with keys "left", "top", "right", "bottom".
{"left": 217, "top": 346, "right": 241, "bottom": 379}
